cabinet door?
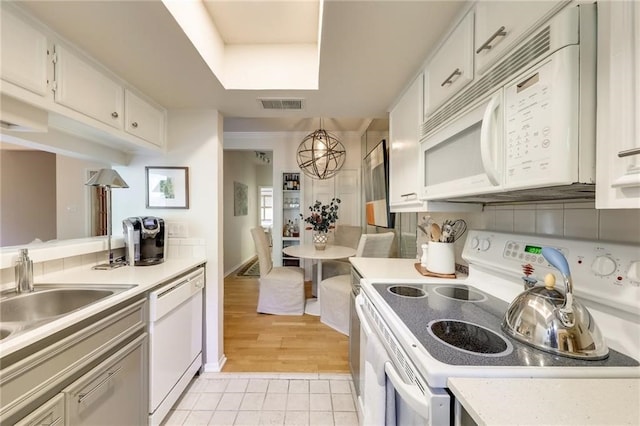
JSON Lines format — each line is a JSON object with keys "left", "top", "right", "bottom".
{"left": 124, "top": 89, "right": 166, "bottom": 147}
{"left": 63, "top": 335, "right": 147, "bottom": 426}
{"left": 596, "top": 1, "right": 640, "bottom": 209}
{"left": 15, "top": 394, "right": 65, "bottom": 426}
{"left": 474, "top": 1, "right": 566, "bottom": 74}
{"left": 53, "top": 45, "right": 123, "bottom": 129}
{"left": 424, "top": 11, "right": 474, "bottom": 117}
{"left": 0, "top": 11, "right": 49, "bottom": 96}
{"left": 389, "top": 74, "right": 424, "bottom": 211}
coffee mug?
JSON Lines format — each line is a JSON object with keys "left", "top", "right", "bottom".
{"left": 427, "top": 241, "right": 455, "bottom": 274}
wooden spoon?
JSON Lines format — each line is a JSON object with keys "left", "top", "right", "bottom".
{"left": 430, "top": 223, "right": 441, "bottom": 242}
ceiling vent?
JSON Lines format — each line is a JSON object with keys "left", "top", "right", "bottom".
{"left": 258, "top": 98, "right": 304, "bottom": 110}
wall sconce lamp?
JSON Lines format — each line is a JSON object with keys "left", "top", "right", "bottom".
{"left": 85, "top": 169, "right": 129, "bottom": 270}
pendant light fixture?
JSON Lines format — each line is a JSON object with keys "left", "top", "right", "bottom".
{"left": 296, "top": 119, "right": 346, "bottom": 180}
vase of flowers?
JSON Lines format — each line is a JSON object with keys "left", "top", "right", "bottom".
{"left": 301, "top": 198, "right": 341, "bottom": 250}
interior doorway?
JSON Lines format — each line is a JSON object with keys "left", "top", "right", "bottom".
{"left": 222, "top": 149, "right": 273, "bottom": 276}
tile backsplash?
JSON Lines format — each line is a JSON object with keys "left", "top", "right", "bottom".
{"left": 0, "top": 238, "right": 206, "bottom": 288}
{"left": 416, "top": 202, "right": 639, "bottom": 264}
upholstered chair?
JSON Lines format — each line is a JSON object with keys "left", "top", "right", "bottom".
{"left": 250, "top": 227, "right": 305, "bottom": 315}
{"left": 319, "top": 232, "right": 395, "bottom": 335}
{"left": 312, "top": 225, "right": 363, "bottom": 295}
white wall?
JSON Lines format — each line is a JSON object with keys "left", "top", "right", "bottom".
{"left": 223, "top": 151, "right": 260, "bottom": 275}
{"left": 56, "top": 155, "right": 109, "bottom": 240}
{"left": 1, "top": 150, "right": 56, "bottom": 246}
{"left": 112, "top": 108, "right": 225, "bottom": 372}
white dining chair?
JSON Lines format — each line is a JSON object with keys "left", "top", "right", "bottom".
{"left": 312, "top": 225, "right": 363, "bottom": 295}
{"left": 319, "top": 232, "right": 394, "bottom": 335}
{"left": 250, "top": 227, "right": 305, "bottom": 315}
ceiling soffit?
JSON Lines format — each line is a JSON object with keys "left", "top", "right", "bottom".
{"left": 162, "top": 0, "right": 322, "bottom": 91}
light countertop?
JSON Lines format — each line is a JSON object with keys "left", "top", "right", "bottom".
{"left": 449, "top": 377, "right": 640, "bottom": 425}
{"left": 350, "top": 257, "right": 430, "bottom": 280}
{"left": 0, "top": 257, "right": 206, "bottom": 356}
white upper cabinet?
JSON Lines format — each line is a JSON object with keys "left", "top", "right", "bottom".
{"left": 124, "top": 89, "right": 165, "bottom": 147}
{"left": 53, "top": 45, "right": 124, "bottom": 130}
{"left": 424, "top": 11, "right": 474, "bottom": 118}
{"left": 0, "top": 11, "right": 49, "bottom": 97}
{"left": 474, "top": 1, "right": 567, "bottom": 74}
{"left": 389, "top": 74, "right": 425, "bottom": 212}
{"left": 596, "top": 0, "right": 640, "bottom": 209}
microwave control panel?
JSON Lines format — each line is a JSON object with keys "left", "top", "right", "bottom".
{"left": 503, "top": 46, "right": 578, "bottom": 188}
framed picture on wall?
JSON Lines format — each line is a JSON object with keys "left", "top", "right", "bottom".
{"left": 363, "top": 139, "right": 394, "bottom": 228}
{"left": 146, "top": 166, "right": 189, "bottom": 209}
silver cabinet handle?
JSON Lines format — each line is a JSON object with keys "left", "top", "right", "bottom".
{"left": 401, "top": 192, "right": 417, "bottom": 198}
{"left": 131, "top": 121, "right": 138, "bottom": 128}
{"left": 476, "top": 26, "right": 507, "bottom": 54}
{"left": 618, "top": 147, "right": 640, "bottom": 158}
{"left": 440, "top": 68, "right": 462, "bottom": 87}
{"left": 77, "top": 366, "right": 122, "bottom": 404}
{"left": 111, "top": 111, "right": 119, "bottom": 118}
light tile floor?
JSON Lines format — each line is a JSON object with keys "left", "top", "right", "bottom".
{"left": 162, "top": 373, "right": 359, "bottom": 426}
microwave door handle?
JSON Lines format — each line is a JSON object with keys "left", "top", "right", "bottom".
{"left": 384, "top": 361, "right": 431, "bottom": 421}
{"left": 480, "top": 93, "right": 502, "bottom": 186}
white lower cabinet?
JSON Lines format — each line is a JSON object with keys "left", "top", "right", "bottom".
{"left": 63, "top": 334, "right": 147, "bottom": 426}
{"left": 14, "top": 394, "right": 65, "bottom": 426}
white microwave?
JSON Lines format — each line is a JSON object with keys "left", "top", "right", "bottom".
{"left": 420, "top": 4, "right": 596, "bottom": 203}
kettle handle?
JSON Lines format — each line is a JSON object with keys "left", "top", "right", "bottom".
{"left": 542, "top": 247, "right": 570, "bottom": 276}
{"left": 542, "top": 247, "right": 575, "bottom": 327}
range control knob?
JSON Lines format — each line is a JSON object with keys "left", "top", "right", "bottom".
{"left": 627, "top": 261, "right": 640, "bottom": 282}
{"left": 479, "top": 239, "right": 491, "bottom": 252}
{"left": 591, "top": 256, "right": 617, "bottom": 277}
{"left": 470, "top": 237, "right": 480, "bottom": 249}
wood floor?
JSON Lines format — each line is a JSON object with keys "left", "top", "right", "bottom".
{"left": 223, "top": 269, "right": 349, "bottom": 373}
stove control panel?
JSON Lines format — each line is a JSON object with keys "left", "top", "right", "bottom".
{"left": 463, "top": 231, "right": 640, "bottom": 317}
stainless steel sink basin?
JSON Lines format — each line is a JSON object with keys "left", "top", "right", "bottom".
{"left": 0, "top": 328, "right": 12, "bottom": 340}
{"left": 0, "top": 285, "right": 134, "bottom": 341}
{"left": 1, "top": 289, "right": 116, "bottom": 322}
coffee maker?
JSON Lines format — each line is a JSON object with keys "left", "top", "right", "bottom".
{"left": 123, "top": 217, "right": 167, "bottom": 266}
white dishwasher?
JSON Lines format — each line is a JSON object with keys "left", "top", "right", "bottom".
{"left": 148, "top": 267, "right": 204, "bottom": 426}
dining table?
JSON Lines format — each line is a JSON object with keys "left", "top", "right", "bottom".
{"left": 282, "top": 244, "right": 357, "bottom": 316}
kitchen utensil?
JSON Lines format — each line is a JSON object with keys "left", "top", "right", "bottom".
{"left": 450, "top": 219, "right": 467, "bottom": 242}
{"left": 430, "top": 223, "right": 441, "bottom": 242}
{"left": 502, "top": 247, "right": 609, "bottom": 360}
{"left": 417, "top": 216, "right": 434, "bottom": 238}
{"left": 440, "top": 223, "right": 453, "bottom": 243}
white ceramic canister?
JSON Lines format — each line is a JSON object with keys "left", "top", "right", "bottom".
{"left": 427, "top": 241, "right": 455, "bottom": 274}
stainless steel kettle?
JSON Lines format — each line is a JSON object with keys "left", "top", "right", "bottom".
{"left": 502, "top": 247, "right": 609, "bottom": 360}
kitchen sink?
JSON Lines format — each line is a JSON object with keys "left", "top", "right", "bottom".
{"left": 0, "top": 285, "right": 134, "bottom": 341}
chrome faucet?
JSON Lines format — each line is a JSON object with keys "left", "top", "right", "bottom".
{"left": 15, "top": 248, "right": 34, "bottom": 293}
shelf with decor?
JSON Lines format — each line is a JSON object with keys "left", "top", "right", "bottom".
{"left": 282, "top": 172, "right": 302, "bottom": 267}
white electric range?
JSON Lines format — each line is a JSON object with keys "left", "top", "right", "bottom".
{"left": 356, "top": 230, "right": 640, "bottom": 425}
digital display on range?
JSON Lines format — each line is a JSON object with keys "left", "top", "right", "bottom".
{"left": 524, "top": 245, "right": 542, "bottom": 254}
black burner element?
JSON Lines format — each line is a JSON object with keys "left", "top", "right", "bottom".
{"left": 388, "top": 285, "right": 426, "bottom": 298}
{"left": 429, "top": 320, "right": 511, "bottom": 356}
{"left": 434, "top": 286, "right": 486, "bottom": 302}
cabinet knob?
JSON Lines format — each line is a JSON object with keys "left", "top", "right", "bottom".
{"left": 131, "top": 122, "right": 138, "bottom": 128}
{"left": 111, "top": 112, "right": 119, "bottom": 118}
